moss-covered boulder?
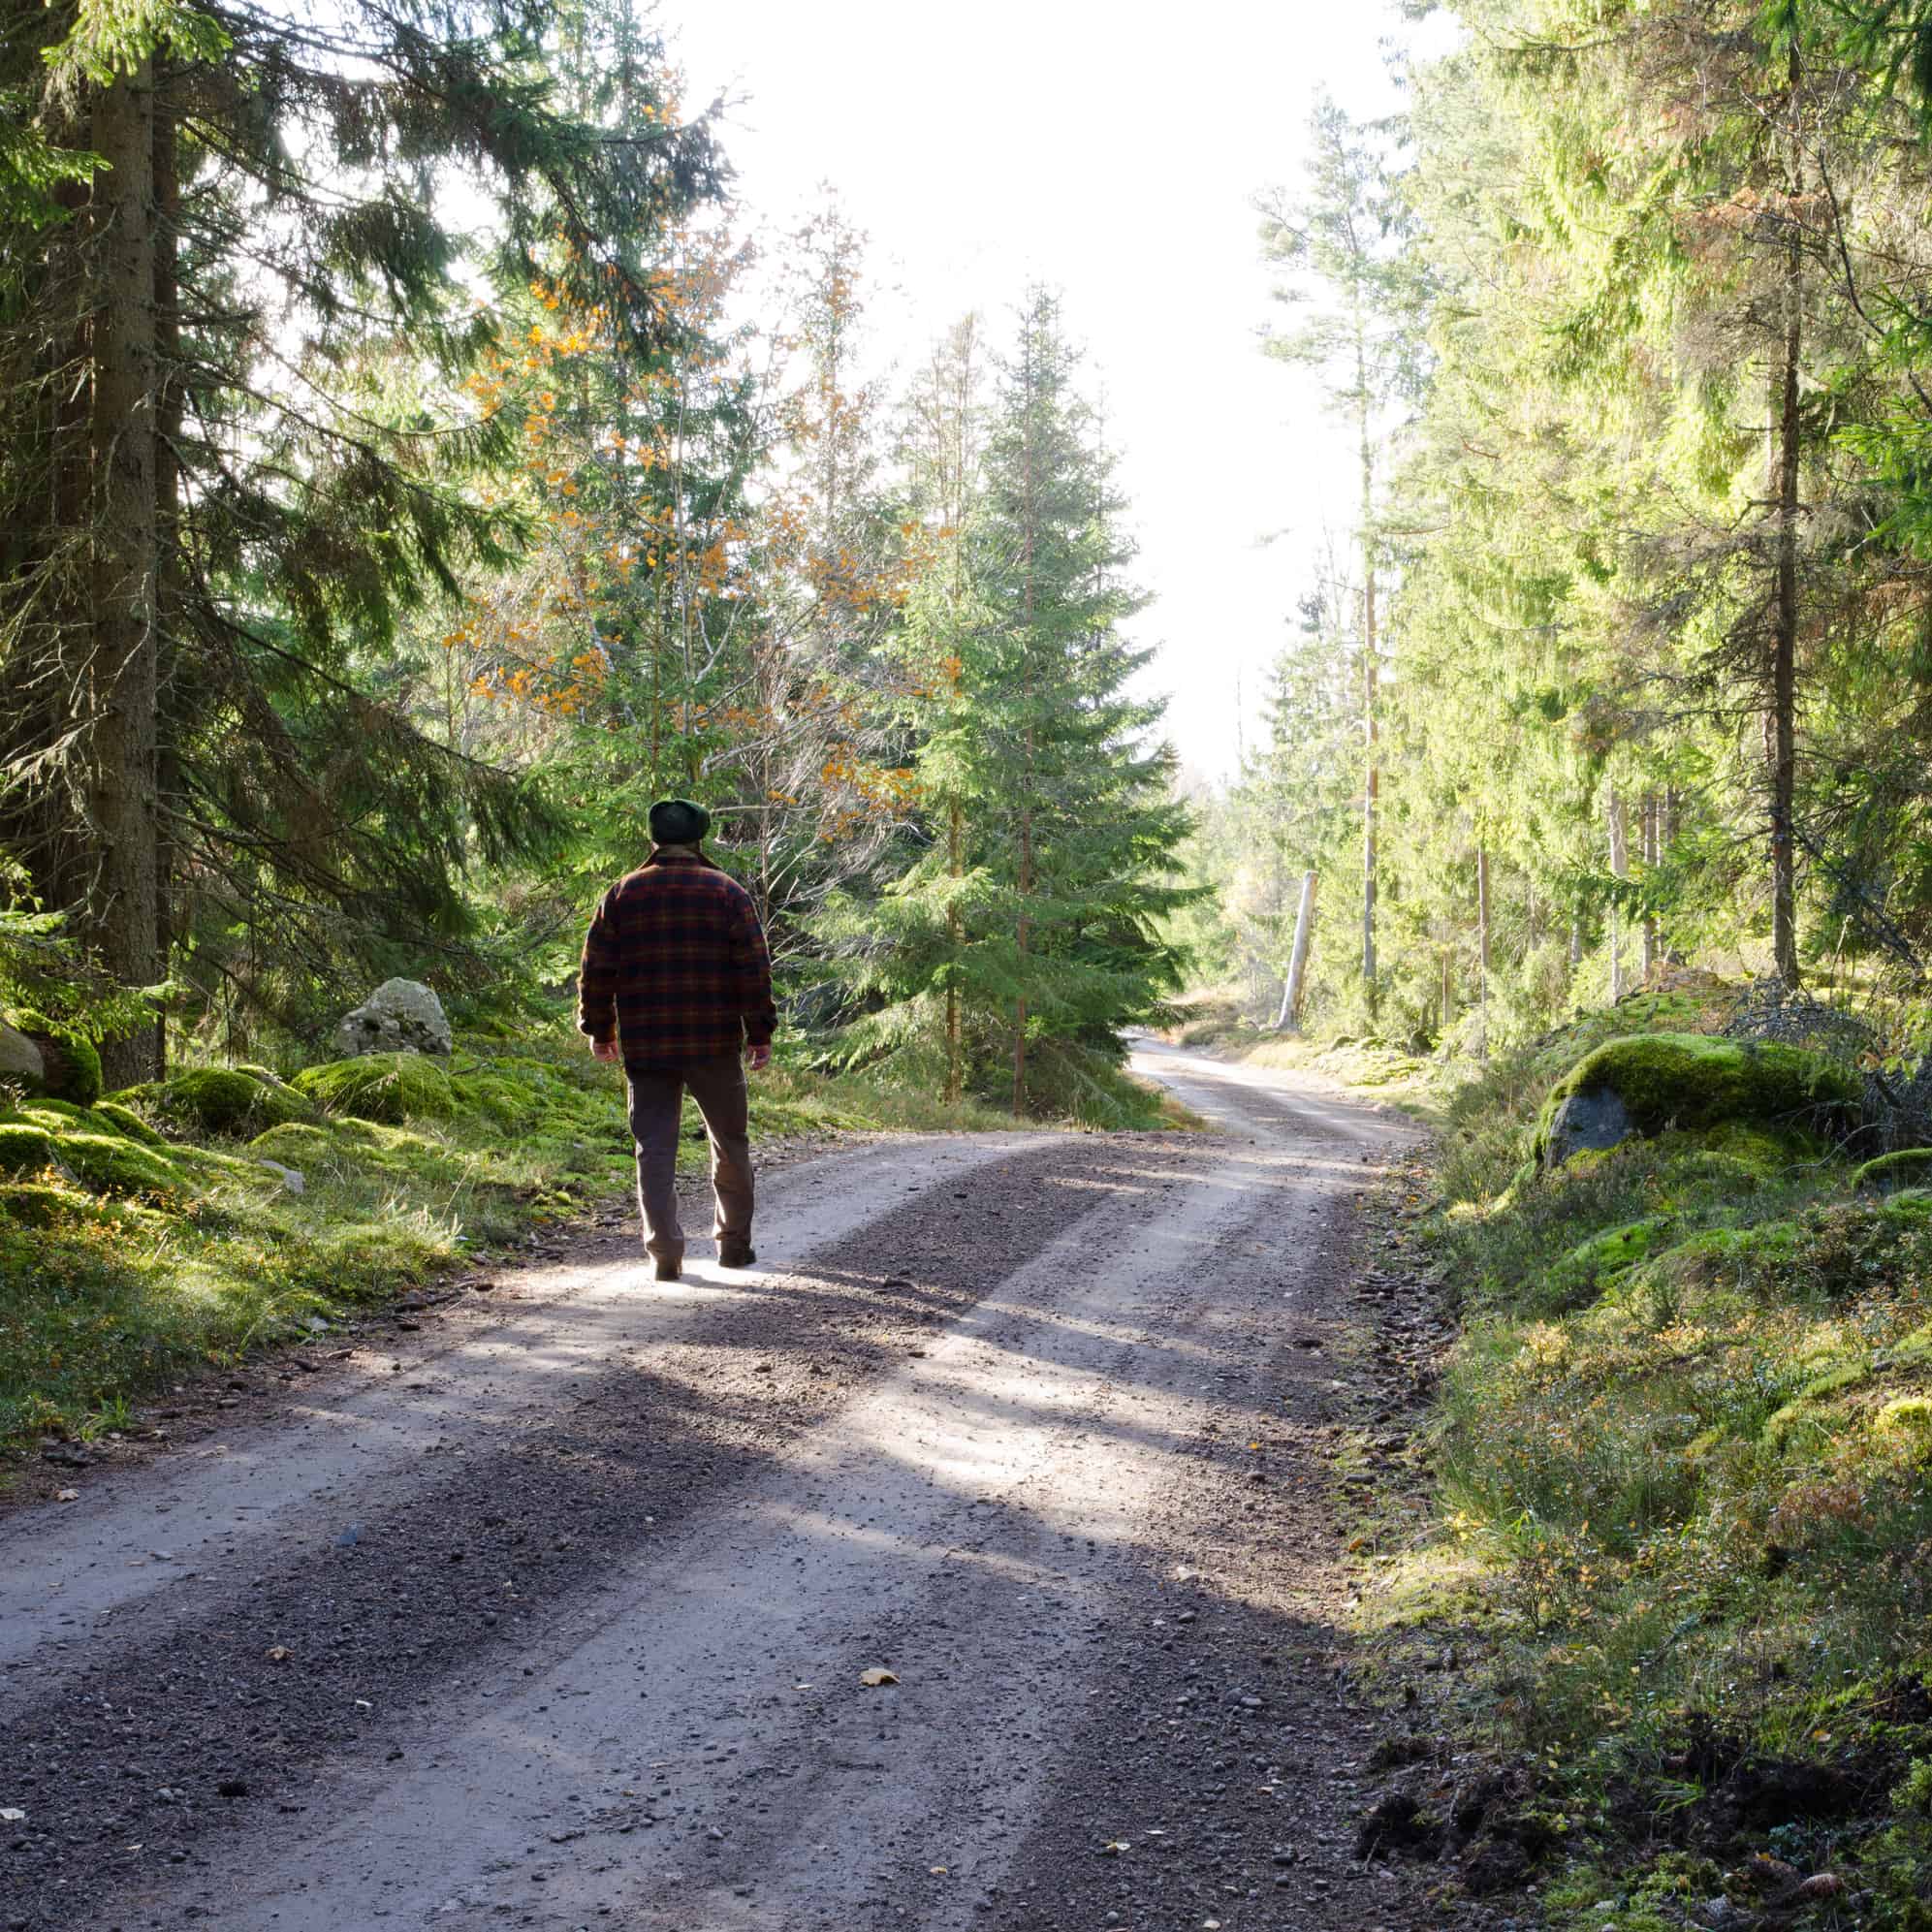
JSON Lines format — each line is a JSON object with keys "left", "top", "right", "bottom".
{"left": 1536, "top": 1032, "right": 1860, "bottom": 1169}
{"left": 7, "top": 1009, "right": 102, "bottom": 1106}
{"left": 91, "top": 1099, "right": 170, "bottom": 1148}
{"left": 1853, "top": 1149, "right": 1932, "bottom": 1196}
{"left": 247, "top": 1122, "right": 342, "bottom": 1166}
{"left": 0, "top": 1123, "right": 56, "bottom": 1176}
{"left": 0, "top": 1018, "right": 45, "bottom": 1093}
{"left": 292, "top": 1053, "right": 455, "bottom": 1124}
{"left": 56, "top": 1131, "right": 187, "bottom": 1200}
{"left": 119, "top": 1066, "right": 318, "bottom": 1138}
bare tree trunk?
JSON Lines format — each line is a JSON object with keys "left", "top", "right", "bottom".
{"left": 152, "top": 67, "right": 181, "bottom": 1075}
{"left": 1441, "top": 948, "right": 1454, "bottom": 1036}
{"left": 1274, "top": 871, "right": 1317, "bottom": 1032}
{"left": 1606, "top": 788, "right": 1629, "bottom": 1003}
{"left": 1012, "top": 338, "right": 1037, "bottom": 1117}
{"left": 1476, "top": 844, "right": 1491, "bottom": 1059}
{"left": 945, "top": 799, "right": 963, "bottom": 1104}
{"left": 87, "top": 62, "right": 161, "bottom": 1089}
{"left": 1769, "top": 45, "right": 1803, "bottom": 988}
{"left": 1639, "top": 794, "right": 1659, "bottom": 981}
{"left": 1357, "top": 334, "right": 1378, "bottom": 1003}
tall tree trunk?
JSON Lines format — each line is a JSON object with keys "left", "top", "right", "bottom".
{"left": 152, "top": 66, "right": 182, "bottom": 1075}
{"left": 87, "top": 62, "right": 162, "bottom": 1088}
{"left": 1476, "top": 844, "right": 1491, "bottom": 1059}
{"left": 1357, "top": 333, "right": 1378, "bottom": 1002}
{"left": 1769, "top": 46, "right": 1803, "bottom": 988}
{"left": 1639, "top": 794, "right": 1659, "bottom": 981}
{"left": 945, "top": 799, "right": 964, "bottom": 1105}
{"left": 1606, "top": 787, "right": 1629, "bottom": 1003}
{"left": 1011, "top": 343, "right": 1036, "bottom": 1117}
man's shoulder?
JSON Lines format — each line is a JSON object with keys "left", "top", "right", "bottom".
{"left": 610, "top": 862, "right": 753, "bottom": 908}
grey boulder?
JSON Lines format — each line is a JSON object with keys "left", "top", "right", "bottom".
{"left": 0, "top": 1019, "right": 45, "bottom": 1090}
{"left": 1543, "top": 1086, "right": 1633, "bottom": 1167}
{"left": 333, "top": 978, "right": 453, "bottom": 1058}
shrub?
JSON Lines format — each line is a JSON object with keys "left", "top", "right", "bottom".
{"left": 291, "top": 1053, "right": 456, "bottom": 1124}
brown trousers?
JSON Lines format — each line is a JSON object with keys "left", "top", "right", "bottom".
{"left": 624, "top": 1055, "right": 754, "bottom": 1263}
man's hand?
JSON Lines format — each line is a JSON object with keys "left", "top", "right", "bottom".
{"left": 746, "top": 1043, "right": 772, "bottom": 1072}
{"left": 591, "top": 1038, "right": 622, "bottom": 1064}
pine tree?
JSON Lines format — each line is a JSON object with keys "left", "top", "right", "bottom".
{"left": 1259, "top": 92, "right": 1428, "bottom": 1007}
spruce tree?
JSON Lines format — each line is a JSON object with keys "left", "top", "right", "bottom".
{"left": 0, "top": 0, "right": 722, "bottom": 1068}
{"left": 821, "top": 292, "right": 1192, "bottom": 1121}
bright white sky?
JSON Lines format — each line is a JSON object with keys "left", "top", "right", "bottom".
{"left": 667, "top": 0, "right": 1442, "bottom": 785}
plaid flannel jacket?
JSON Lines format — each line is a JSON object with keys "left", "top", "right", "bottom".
{"left": 577, "top": 851, "right": 776, "bottom": 1066}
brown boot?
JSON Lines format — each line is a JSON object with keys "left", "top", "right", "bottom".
{"left": 716, "top": 1240, "right": 756, "bottom": 1269}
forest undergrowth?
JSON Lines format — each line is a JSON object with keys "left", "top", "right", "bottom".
{"left": 1324, "top": 987, "right": 1932, "bottom": 1930}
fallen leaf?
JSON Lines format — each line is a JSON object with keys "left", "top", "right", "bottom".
{"left": 265, "top": 1646, "right": 292, "bottom": 1663}
{"left": 55, "top": 1488, "right": 79, "bottom": 1503}
{"left": 354, "top": 1697, "right": 372, "bottom": 1709}
{"left": 859, "top": 1667, "right": 899, "bottom": 1688}
{"left": 1101, "top": 1839, "right": 1130, "bottom": 1855}
{"left": 929, "top": 1865, "right": 947, "bottom": 1876}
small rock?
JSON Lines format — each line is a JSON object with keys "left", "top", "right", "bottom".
{"left": 257, "top": 1159, "right": 304, "bottom": 1194}
{"left": 1796, "top": 1874, "right": 1844, "bottom": 1901}
{"left": 336, "top": 1522, "right": 362, "bottom": 1548}
{"left": 215, "top": 1779, "right": 248, "bottom": 1798}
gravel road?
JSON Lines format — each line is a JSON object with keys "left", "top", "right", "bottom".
{"left": 0, "top": 1043, "right": 1434, "bottom": 1932}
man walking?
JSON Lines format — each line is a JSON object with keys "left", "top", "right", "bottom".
{"left": 578, "top": 799, "right": 776, "bottom": 1282}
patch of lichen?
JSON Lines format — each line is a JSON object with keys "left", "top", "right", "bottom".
{"left": 1534, "top": 1032, "right": 1861, "bottom": 1163}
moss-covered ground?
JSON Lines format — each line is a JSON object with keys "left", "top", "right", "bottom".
{"left": 0, "top": 1029, "right": 1049, "bottom": 1462}
{"left": 1336, "top": 994, "right": 1932, "bottom": 1927}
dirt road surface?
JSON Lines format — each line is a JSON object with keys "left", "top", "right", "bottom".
{"left": 0, "top": 1043, "right": 1439, "bottom": 1932}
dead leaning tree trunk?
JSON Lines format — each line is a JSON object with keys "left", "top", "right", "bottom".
{"left": 1274, "top": 870, "right": 1318, "bottom": 1032}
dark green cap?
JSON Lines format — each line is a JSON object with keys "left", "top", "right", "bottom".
{"left": 648, "top": 798, "right": 712, "bottom": 845}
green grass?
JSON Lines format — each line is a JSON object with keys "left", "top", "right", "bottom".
{"left": 0, "top": 1028, "right": 1034, "bottom": 1460}
{"left": 1351, "top": 992, "right": 1932, "bottom": 1923}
